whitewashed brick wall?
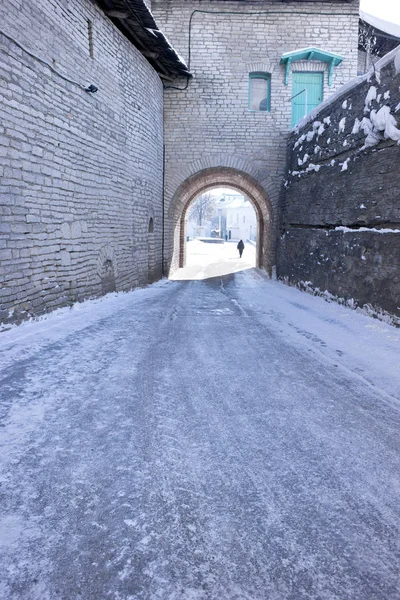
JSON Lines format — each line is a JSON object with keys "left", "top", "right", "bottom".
{"left": 0, "top": 0, "right": 164, "bottom": 323}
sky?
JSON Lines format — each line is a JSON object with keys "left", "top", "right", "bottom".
{"left": 360, "top": 0, "right": 400, "bottom": 27}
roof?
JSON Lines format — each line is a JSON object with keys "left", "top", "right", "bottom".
{"left": 280, "top": 47, "right": 344, "bottom": 86}
{"left": 358, "top": 12, "right": 400, "bottom": 59}
{"left": 95, "top": 0, "right": 191, "bottom": 80}
{"left": 216, "top": 195, "right": 251, "bottom": 209}
{"left": 360, "top": 10, "right": 400, "bottom": 39}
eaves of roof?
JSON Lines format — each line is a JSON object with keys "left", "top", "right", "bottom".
{"left": 360, "top": 10, "right": 400, "bottom": 40}
{"left": 280, "top": 47, "right": 344, "bottom": 86}
{"left": 95, "top": 0, "right": 191, "bottom": 81}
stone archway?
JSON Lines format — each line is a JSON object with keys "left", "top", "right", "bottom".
{"left": 166, "top": 167, "right": 275, "bottom": 276}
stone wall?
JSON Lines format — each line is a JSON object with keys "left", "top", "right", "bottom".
{"left": 152, "top": 0, "right": 359, "bottom": 274}
{"left": 0, "top": 0, "right": 164, "bottom": 324}
{"left": 277, "top": 46, "right": 400, "bottom": 323}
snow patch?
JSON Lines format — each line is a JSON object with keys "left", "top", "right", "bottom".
{"left": 383, "top": 90, "right": 390, "bottom": 100}
{"left": 306, "top": 130, "right": 315, "bottom": 142}
{"left": 370, "top": 106, "right": 400, "bottom": 142}
{"left": 340, "top": 158, "right": 350, "bottom": 172}
{"left": 370, "top": 106, "right": 389, "bottom": 131}
{"left": 360, "top": 117, "right": 382, "bottom": 148}
{"left": 342, "top": 100, "right": 348, "bottom": 109}
{"left": 290, "top": 163, "right": 321, "bottom": 176}
{"left": 352, "top": 117, "right": 361, "bottom": 135}
{"left": 338, "top": 115, "right": 346, "bottom": 132}
{"left": 364, "top": 86, "right": 377, "bottom": 113}
{"left": 306, "top": 163, "right": 321, "bottom": 173}
{"left": 335, "top": 226, "right": 400, "bottom": 234}
{"left": 294, "top": 134, "right": 306, "bottom": 150}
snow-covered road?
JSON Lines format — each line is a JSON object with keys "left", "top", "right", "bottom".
{"left": 1, "top": 268, "right": 400, "bottom": 599}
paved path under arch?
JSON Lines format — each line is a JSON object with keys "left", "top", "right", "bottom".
{"left": 171, "top": 239, "right": 256, "bottom": 280}
{"left": 1, "top": 269, "right": 399, "bottom": 599}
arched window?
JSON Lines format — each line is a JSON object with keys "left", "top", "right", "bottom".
{"left": 148, "top": 217, "right": 154, "bottom": 233}
{"left": 249, "top": 72, "right": 271, "bottom": 112}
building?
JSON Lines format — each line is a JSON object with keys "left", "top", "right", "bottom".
{"left": 358, "top": 12, "right": 400, "bottom": 74}
{"left": 152, "top": 0, "right": 360, "bottom": 274}
{"left": 1, "top": 0, "right": 362, "bottom": 323}
{"left": 0, "top": 0, "right": 188, "bottom": 323}
{"left": 186, "top": 190, "right": 258, "bottom": 241}
{"left": 226, "top": 198, "right": 257, "bottom": 243}
{"left": 212, "top": 193, "right": 257, "bottom": 242}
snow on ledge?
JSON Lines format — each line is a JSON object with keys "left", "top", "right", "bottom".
{"left": 335, "top": 226, "right": 400, "bottom": 234}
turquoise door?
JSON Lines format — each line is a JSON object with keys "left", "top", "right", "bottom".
{"left": 291, "top": 72, "right": 323, "bottom": 127}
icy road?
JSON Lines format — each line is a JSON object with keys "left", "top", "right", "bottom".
{"left": 1, "top": 244, "right": 400, "bottom": 600}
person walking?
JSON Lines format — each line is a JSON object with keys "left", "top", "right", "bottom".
{"left": 237, "top": 239, "right": 244, "bottom": 258}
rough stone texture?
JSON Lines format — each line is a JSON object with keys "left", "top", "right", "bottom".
{"left": 0, "top": 0, "right": 164, "bottom": 324}
{"left": 278, "top": 47, "right": 400, "bottom": 321}
{"left": 278, "top": 229, "right": 400, "bottom": 319}
{"left": 152, "top": 0, "right": 360, "bottom": 274}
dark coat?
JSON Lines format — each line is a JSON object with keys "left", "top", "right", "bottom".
{"left": 237, "top": 240, "right": 244, "bottom": 251}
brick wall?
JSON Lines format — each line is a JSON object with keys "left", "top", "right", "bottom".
{"left": 0, "top": 0, "right": 164, "bottom": 324}
{"left": 277, "top": 46, "right": 400, "bottom": 323}
{"left": 152, "top": 0, "right": 359, "bottom": 274}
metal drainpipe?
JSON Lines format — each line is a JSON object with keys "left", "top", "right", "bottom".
{"left": 161, "top": 143, "right": 165, "bottom": 277}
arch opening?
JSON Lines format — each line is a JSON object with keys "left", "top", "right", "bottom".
{"left": 167, "top": 167, "right": 274, "bottom": 279}
{"left": 179, "top": 188, "right": 258, "bottom": 279}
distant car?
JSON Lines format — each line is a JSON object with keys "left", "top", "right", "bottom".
{"left": 210, "top": 229, "right": 220, "bottom": 238}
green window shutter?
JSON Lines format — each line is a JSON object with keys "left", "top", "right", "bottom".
{"left": 249, "top": 72, "right": 271, "bottom": 112}
{"left": 291, "top": 72, "right": 323, "bottom": 127}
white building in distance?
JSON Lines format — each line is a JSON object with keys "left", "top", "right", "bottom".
{"left": 214, "top": 193, "right": 257, "bottom": 242}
